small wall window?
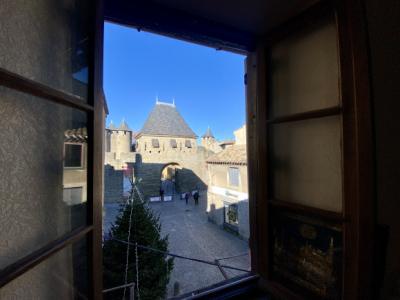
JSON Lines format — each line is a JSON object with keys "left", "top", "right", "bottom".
{"left": 228, "top": 167, "right": 240, "bottom": 187}
{"left": 185, "top": 140, "right": 192, "bottom": 148}
{"left": 224, "top": 203, "right": 239, "bottom": 226}
{"left": 63, "top": 186, "right": 83, "bottom": 205}
{"left": 64, "top": 143, "right": 83, "bottom": 168}
{"left": 170, "top": 139, "right": 177, "bottom": 148}
{"left": 152, "top": 138, "right": 160, "bottom": 148}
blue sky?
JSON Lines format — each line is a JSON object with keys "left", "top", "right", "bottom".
{"left": 104, "top": 22, "right": 245, "bottom": 141}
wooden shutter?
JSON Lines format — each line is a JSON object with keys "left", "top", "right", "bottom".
{"left": 246, "top": 2, "right": 374, "bottom": 299}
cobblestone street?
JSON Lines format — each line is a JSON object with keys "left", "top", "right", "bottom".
{"left": 103, "top": 191, "right": 250, "bottom": 298}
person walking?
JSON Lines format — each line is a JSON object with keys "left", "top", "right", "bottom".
{"left": 184, "top": 192, "right": 189, "bottom": 205}
{"left": 193, "top": 191, "right": 199, "bottom": 205}
{"left": 160, "top": 188, "right": 164, "bottom": 201}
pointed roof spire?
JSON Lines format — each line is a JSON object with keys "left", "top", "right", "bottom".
{"left": 202, "top": 126, "right": 214, "bottom": 138}
{"left": 109, "top": 120, "right": 116, "bottom": 130}
{"left": 119, "top": 118, "right": 130, "bottom": 130}
{"left": 138, "top": 102, "right": 197, "bottom": 138}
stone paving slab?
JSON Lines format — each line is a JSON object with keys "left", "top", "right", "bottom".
{"left": 103, "top": 191, "right": 250, "bottom": 298}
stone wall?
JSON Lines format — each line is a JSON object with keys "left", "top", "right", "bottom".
{"left": 105, "top": 151, "right": 135, "bottom": 170}
{"left": 134, "top": 142, "right": 214, "bottom": 199}
{"left": 206, "top": 163, "right": 249, "bottom": 240}
{"left": 207, "top": 164, "right": 248, "bottom": 194}
{"left": 104, "top": 165, "right": 123, "bottom": 203}
{"left": 136, "top": 135, "right": 197, "bottom": 154}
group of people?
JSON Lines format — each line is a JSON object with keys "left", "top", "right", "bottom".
{"left": 184, "top": 190, "right": 199, "bottom": 205}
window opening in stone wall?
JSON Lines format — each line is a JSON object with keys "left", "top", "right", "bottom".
{"left": 228, "top": 167, "right": 240, "bottom": 187}
{"left": 64, "top": 143, "right": 83, "bottom": 168}
{"left": 102, "top": 22, "right": 250, "bottom": 299}
{"left": 152, "top": 138, "right": 160, "bottom": 148}
{"left": 170, "top": 139, "right": 177, "bottom": 148}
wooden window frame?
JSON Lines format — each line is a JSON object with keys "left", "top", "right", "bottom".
{"left": 247, "top": 2, "right": 374, "bottom": 300}
{"left": 0, "top": 0, "right": 372, "bottom": 299}
{"left": 0, "top": 0, "right": 104, "bottom": 299}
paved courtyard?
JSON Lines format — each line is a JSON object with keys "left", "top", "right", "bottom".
{"left": 103, "top": 191, "right": 250, "bottom": 298}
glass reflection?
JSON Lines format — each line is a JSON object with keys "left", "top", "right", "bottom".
{"left": 0, "top": 86, "right": 88, "bottom": 269}
{"left": 0, "top": 0, "right": 90, "bottom": 99}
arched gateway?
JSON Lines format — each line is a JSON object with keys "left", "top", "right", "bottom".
{"left": 160, "top": 163, "right": 181, "bottom": 197}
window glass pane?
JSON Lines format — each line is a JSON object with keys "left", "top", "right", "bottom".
{"left": 228, "top": 167, "right": 240, "bottom": 187}
{"left": 270, "top": 210, "right": 343, "bottom": 299}
{"left": 270, "top": 17, "right": 340, "bottom": 117}
{"left": 63, "top": 187, "right": 84, "bottom": 206}
{"left": 270, "top": 116, "right": 342, "bottom": 212}
{"left": 65, "top": 144, "right": 83, "bottom": 167}
{"left": 0, "top": 0, "right": 90, "bottom": 100}
{"left": 0, "top": 86, "right": 88, "bottom": 269}
{"left": 0, "top": 238, "right": 88, "bottom": 300}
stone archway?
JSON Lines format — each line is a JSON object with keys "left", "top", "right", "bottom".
{"left": 160, "top": 163, "right": 181, "bottom": 197}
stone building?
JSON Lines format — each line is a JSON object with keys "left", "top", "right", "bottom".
{"left": 104, "top": 119, "right": 136, "bottom": 202}
{"left": 63, "top": 127, "right": 88, "bottom": 206}
{"left": 134, "top": 100, "right": 213, "bottom": 200}
{"left": 105, "top": 119, "right": 135, "bottom": 170}
{"left": 201, "top": 127, "right": 222, "bottom": 153}
{"left": 206, "top": 125, "right": 249, "bottom": 240}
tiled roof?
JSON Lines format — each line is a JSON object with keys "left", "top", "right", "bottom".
{"left": 219, "top": 140, "right": 235, "bottom": 146}
{"left": 139, "top": 102, "right": 197, "bottom": 138}
{"left": 206, "top": 145, "right": 247, "bottom": 165}
{"left": 64, "top": 127, "right": 88, "bottom": 143}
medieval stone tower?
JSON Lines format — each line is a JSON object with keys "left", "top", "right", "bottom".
{"left": 104, "top": 119, "right": 135, "bottom": 202}
{"left": 134, "top": 100, "right": 214, "bottom": 200}
{"left": 105, "top": 119, "right": 135, "bottom": 169}
{"left": 201, "top": 127, "right": 222, "bottom": 153}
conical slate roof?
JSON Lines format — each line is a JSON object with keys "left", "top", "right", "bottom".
{"left": 119, "top": 118, "right": 130, "bottom": 130}
{"left": 139, "top": 102, "right": 197, "bottom": 138}
{"left": 202, "top": 127, "right": 214, "bottom": 138}
{"left": 108, "top": 120, "right": 116, "bottom": 130}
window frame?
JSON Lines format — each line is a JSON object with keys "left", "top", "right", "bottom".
{"left": 0, "top": 0, "right": 372, "bottom": 299}
{"left": 103, "top": 1, "right": 374, "bottom": 299}
{"left": 64, "top": 142, "right": 85, "bottom": 169}
{"left": 227, "top": 167, "right": 240, "bottom": 188}
{"left": 246, "top": 2, "right": 375, "bottom": 300}
{"left": 0, "top": 1, "right": 104, "bottom": 299}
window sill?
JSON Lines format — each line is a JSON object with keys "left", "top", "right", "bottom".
{"left": 170, "top": 274, "right": 260, "bottom": 300}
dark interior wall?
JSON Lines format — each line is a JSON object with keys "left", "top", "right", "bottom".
{"left": 365, "top": 0, "right": 400, "bottom": 298}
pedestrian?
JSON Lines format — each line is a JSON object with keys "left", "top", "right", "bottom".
{"left": 193, "top": 191, "right": 199, "bottom": 205}
{"left": 184, "top": 192, "right": 189, "bottom": 205}
{"left": 160, "top": 188, "right": 164, "bottom": 201}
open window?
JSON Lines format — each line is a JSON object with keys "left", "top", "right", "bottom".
{"left": 0, "top": 0, "right": 374, "bottom": 299}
